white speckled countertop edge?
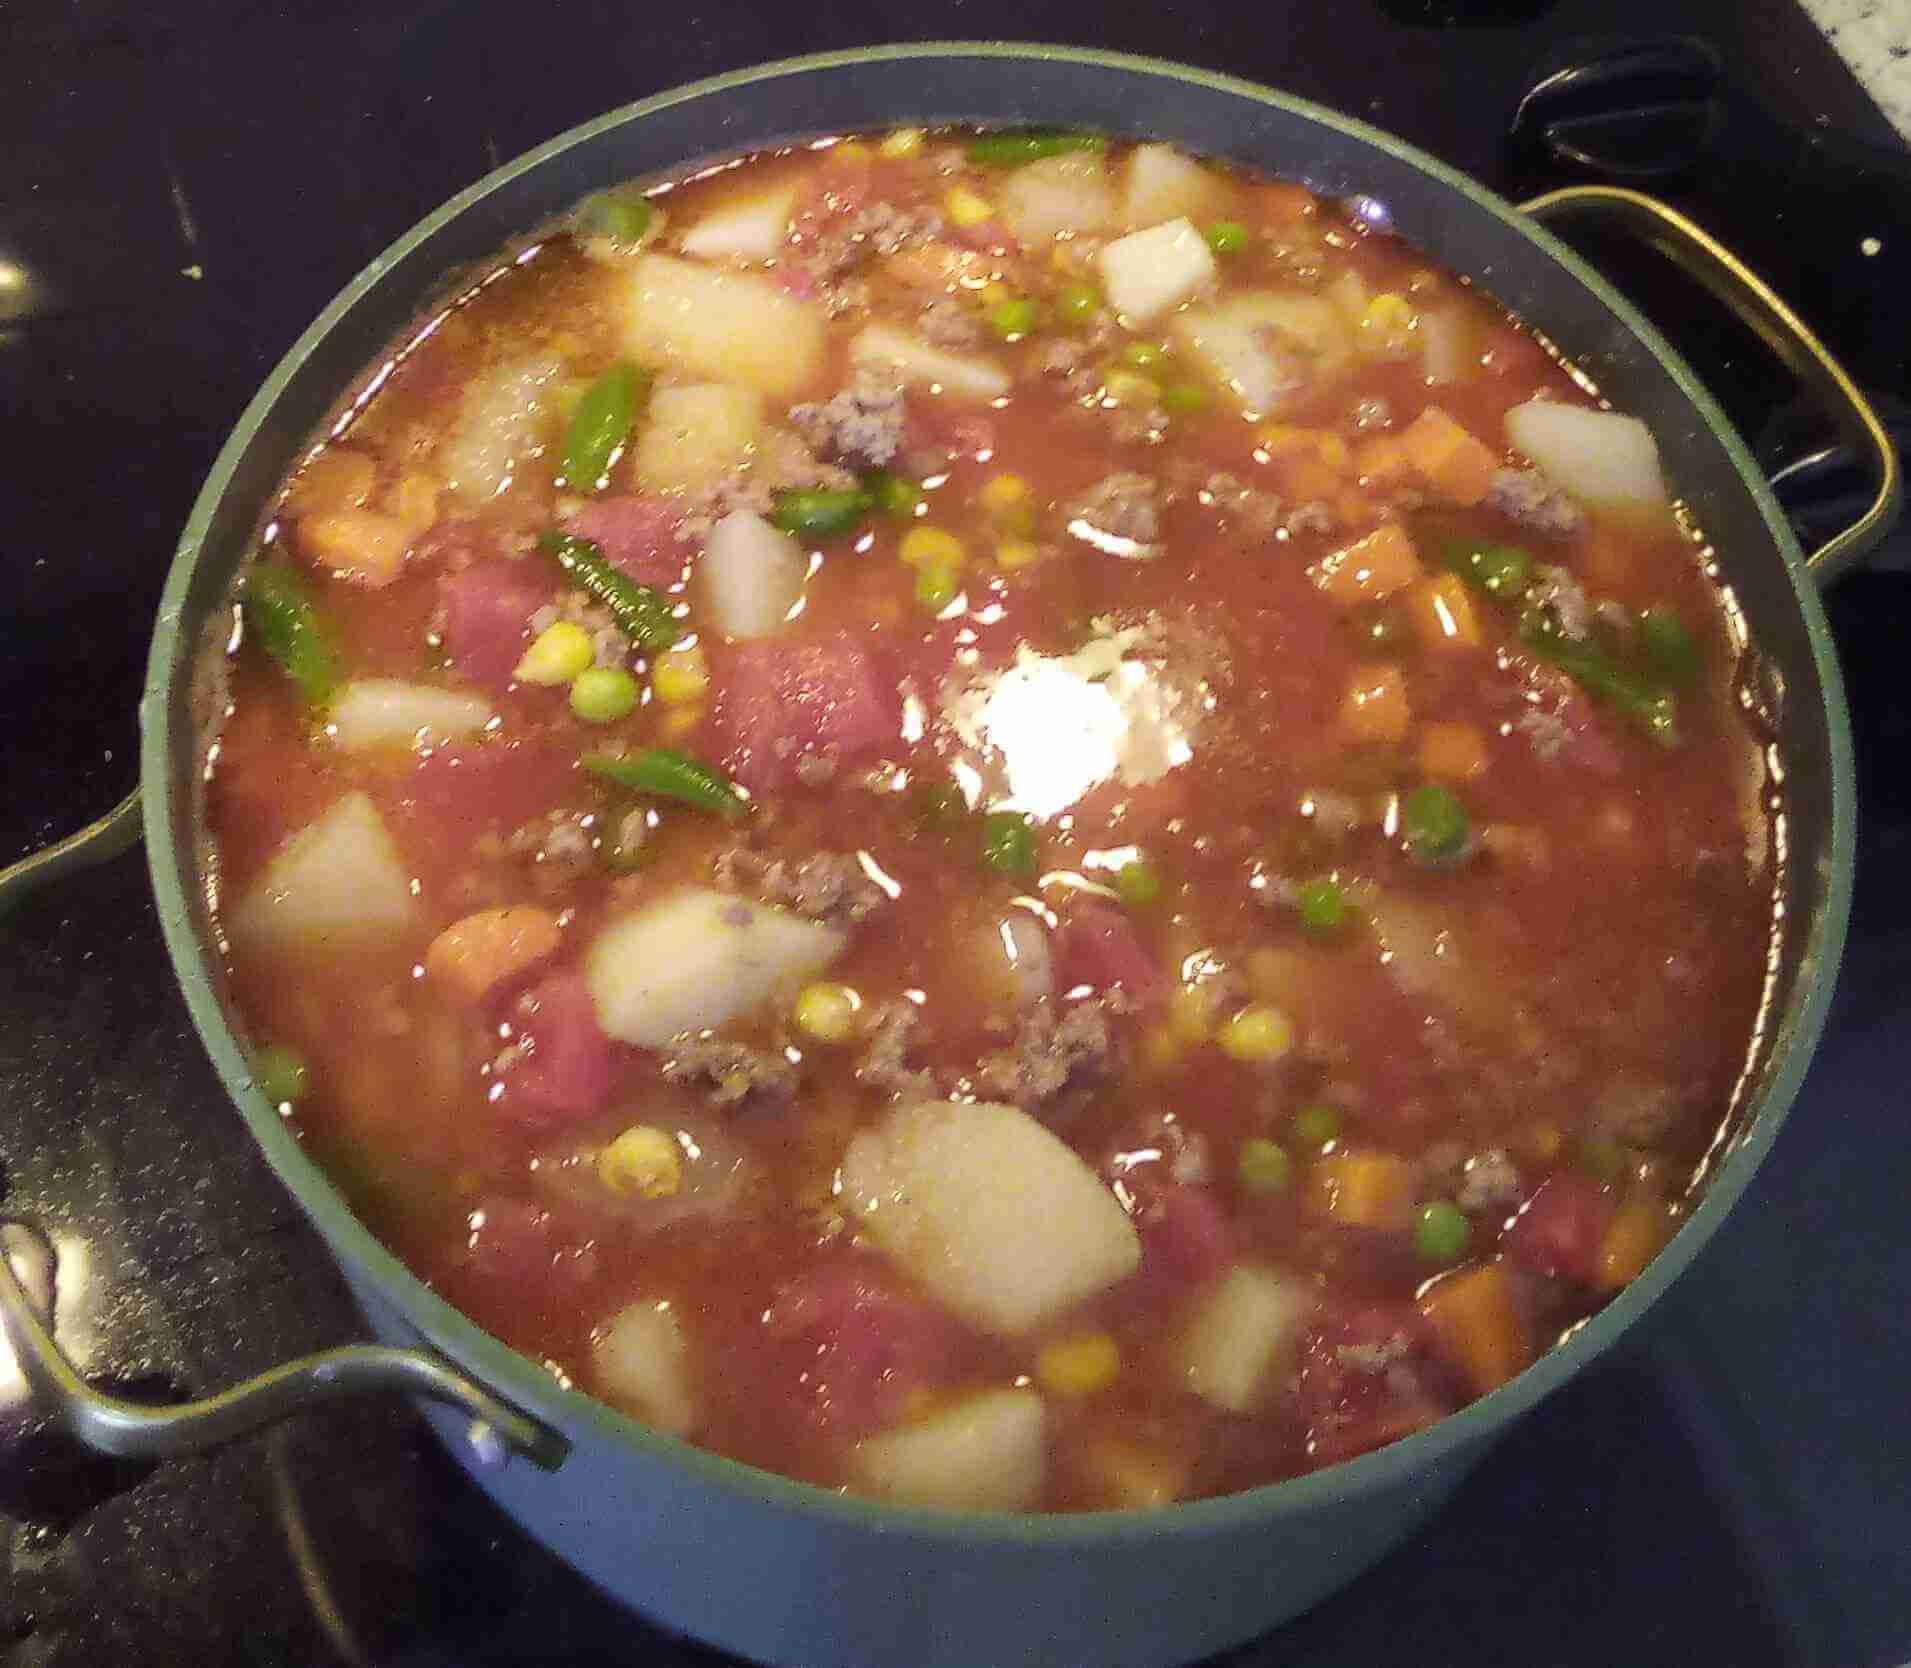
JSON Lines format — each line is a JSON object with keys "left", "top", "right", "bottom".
{"left": 1798, "top": 0, "right": 1911, "bottom": 138}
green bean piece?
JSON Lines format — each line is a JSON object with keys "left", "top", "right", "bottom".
{"left": 1238, "top": 1138, "right": 1293, "bottom": 1195}
{"left": 562, "top": 363, "right": 646, "bottom": 493}
{"left": 1519, "top": 608, "right": 1679, "bottom": 745}
{"left": 538, "top": 532, "right": 680, "bottom": 652}
{"left": 1639, "top": 606, "right": 1699, "bottom": 686}
{"left": 1115, "top": 858, "right": 1162, "bottom": 908}
{"left": 1159, "top": 383, "right": 1209, "bottom": 413}
{"left": 864, "top": 470, "right": 924, "bottom": 519}
{"left": 1414, "top": 1200, "right": 1471, "bottom": 1263}
{"left": 1055, "top": 281, "right": 1101, "bottom": 325}
{"left": 1440, "top": 538, "right": 1532, "bottom": 599}
{"left": 1403, "top": 784, "right": 1471, "bottom": 862}
{"left": 254, "top": 1044, "right": 309, "bottom": 1107}
{"left": 1204, "top": 220, "right": 1250, "bottom": 255}
{"left": 966, "top": 130, "right": 1107, "bottom": 167}
{"left": 242, "top": 563, "right": 339, "bottom": 708}
{"left": 979, "top": 810, "right": 1038, "bottom": 877}
{"left": 771, "top": 488, "right": 873, "bottom": 541}
{"left": 1296, "top": 877, "right": 1346, "bottom": 934}
{"left": 910, "top": 780, "right": 970, "bottom": 834}
{"left": 581, "top": 188, "right": 657, "bottom": 244}
{"left": 1293, "top": 1104, "right": 1342, "bottom": 1150}
{"left": 584, "top": 748, "right": 748, "bottom": 819}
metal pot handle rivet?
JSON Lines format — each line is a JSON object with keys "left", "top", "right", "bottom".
{"left": 0, "top": 1219, "right": 569, "bottom": 1472}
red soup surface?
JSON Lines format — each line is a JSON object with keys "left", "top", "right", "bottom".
{"left": 206, "top": 128, "right": 1779, "bottom": 1512}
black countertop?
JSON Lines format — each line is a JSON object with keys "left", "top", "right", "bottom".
{"left": 4, "top": 3, "right": 1909, "bottom": 1664}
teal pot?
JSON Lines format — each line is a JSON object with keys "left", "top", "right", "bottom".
{"left": 15, "top": 41, "right": 1891, "bottom": 1668}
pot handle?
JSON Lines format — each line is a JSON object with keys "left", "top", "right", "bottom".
{"left": 0, "top": 1221, "right": 570, "bottom": 1471}
{"left": 0, "top": 788, "right": 145, "bottom": 922}
{"left": 1520, "top": 184, "right": 1902, "bottom": 583}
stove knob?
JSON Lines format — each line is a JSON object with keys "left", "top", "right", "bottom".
{"left": 1512, "top": 36, "right": 1723, "bottom": 177}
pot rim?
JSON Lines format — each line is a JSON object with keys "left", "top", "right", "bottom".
{"left": 141, "top": 40, "right": 1855, "bottom": 1543}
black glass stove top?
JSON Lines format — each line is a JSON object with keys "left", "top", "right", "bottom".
{"left": 4, "top": 3, "right": 1908, "bottom": 1664}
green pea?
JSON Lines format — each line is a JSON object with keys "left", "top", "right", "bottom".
{"left": 255, "top": 1044, "right": 308, "bottom": 1108}
{"left": 980, "top": 810, "right": 1038, "bottom": 877}
{"left": 1415, "top": 1200, "right": 1471, "bottom": 1263}
{"left": 1119, "top": 340, "right": 1167, "bottom": 370}
{"left": 1159, "top": 383, "right": 1208, "bottom": 413}
{"left": 1639, "top": 606, "right": 1699, "bottom": 686}
{"left": 570, "top": 666, "right": 639, "bottom": 723}
{"left": 1115, "top": 858, "right": 1162, "bottom": 907}
{"left": 1238, "top": 1138, "right": 1293, "bottom": 1195}
{"left": 562, "top": 363, "right": 646, "bottom": 493}
{"left": 1403, "top": 784, "right": 1471, "bottom": 862}
{"left": 1293, "top": 1104, "right": 1342, "bottom": 1150}
{"left": 988, "top": 297, "right": 1043, "bottom": 339}
{"left": 1297, "top": 877, "right": 1346, "bottom": 934}
{"left": 915, "top": 555, "right": 961, "bottom": 612}
{"left": 864, "top": 470, "right": 924, "bottom": 519}
{"left": 966, "top": 130, "right": 1106, "bottom": 167}
{"left": 1443, "top": 539, "right": 1532, "bottom": 599}
{"left": 581, "top": 188, "right": 656, "bottom": 245}
{"left": 601, "top": 807, "right": 654, "bottom": 871}
{"left": 1204, "top": 220, "right": 1250, "bottom": 255}
{"left": 1055, "top": 281, "right": 1101, "bottom": 325}
{"left": 771, "top": 488, "right": 873, "bottom": 541}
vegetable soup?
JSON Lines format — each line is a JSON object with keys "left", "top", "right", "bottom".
{"left": 206, "top": 128, "right": 1778, "bottom": 1512}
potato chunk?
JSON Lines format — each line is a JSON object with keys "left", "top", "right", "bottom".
{"left": 849, "top": 323, "right": 1010, "bottom": 402}
{"left": 677, "top": 184, "right": 798, "bottom": 262}
{"left": 850, "top": 1389, "right": 1045, "bottom": 1511}
{"left": 229, "top": 792, "right": 416, "bottom": 955}
{"left": 634, "top": 383, "right": 763, "bottom": 493}
{"left": 620, "top": 254, "right": 824, "bottom": 397}
{"left": 326, "top": 679, "right": 495, "bottom": 751}
{"left": 586, "top": 887, "right": 846, "bottom": 1047}
{"left": 998, "top": 152, "right": 1116, "bottom": 244}
{"left": 593, "top": 1299, "right": 698, "bottom": 1437}
{"left": 1505, "top": 400, "right": 1668, "bottom": 505}
{"left": 1119, "top": 144, "right": 1231, "bottom": 230}
{"left": 840, "top": 1100, "right": 1140, "bottom": 1337}
{"left": 1172, "top": 290, "right": 1353, "bottom": 416}
{"left": 1178, "top": 1264, "right": 1312, "bottom": 1413}
{"left": 1095, "top": 218, "right": 1215, "bottom": 323}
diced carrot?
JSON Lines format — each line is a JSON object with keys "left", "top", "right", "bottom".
{"left": 389, "top": 471, "right": 441, "bottom": 540}
{"left": 1259, "top": 426, "right": 1352, "bottom": 503}
{"left": 1481, "top": 822, "right": 1551, "bottom": 869}
{"left": 1339, "top": 662, "right": 1411, "bottom": 744}
{"left": 1595, "top": 1198, "right": 1675, "bottom": 1292}
{"left": 1407, "top": 572, "right": 1484, "bottom": 651}
{"left": 1353, "top": 433, "right": 1416, "bottom": 490}
{"left": 1577, "top": 523, "right": 1638, "bottom": 589}
{"left": 1305, "top": 1151, "right": 1416, "bottom": 1231}
{"left": 424, "top": 906, "right": 564, "bottom": 1003}
{"left": 288, "top": 447, "right": 376, "bottom": 515}
{"left": 1416, "top": 1261, "right": 1534, "bottom": 1396}
{"left": 301, "top": 508, "right": 409, "bottom": 588}
{"left": 1313, "top": 523, "right": 1423, "bottom": 606}
{"left": 1398, "top": 406, "right": 1500, "bottom": 506}
{"left": 1418, "top": 721, "right": 1488, "bottom": 782}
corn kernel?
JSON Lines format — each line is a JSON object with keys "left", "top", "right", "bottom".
{"left": 658, "top": 705, "right": 704, "bottom": 743}
{"left": 1218, "top": 1004, "right": 1295, "bottom": 1064}
{"left": 1035, "top": 1331, "right": 1121, "bottom": 1398}
{"left": 597, "top": 1125, "right": 682, "bottom": 1198}
{"left": 651, "top": 642, "right": 709, "bottom": 705}
{"left": 899, "top": 526, "right": 966, "bottom": 570}
{"left": 833, "top": 140, "right": 872, "bottom": 162}
{"left": 515, "top": 620, "right": 595, "bottom": 685}
{"left": 979, "top": 474, "right": 1031, "bottom": 513}
{"left": 879, "top": 127, "right": 925, "bottom": 160}
{"left": 945, "top": 186, "right": 994, "bottom": 228}
{"left": 794, "top": 981, "right": 862, "bottom": 1044}
{"left": 979, "top": 280, "right": 1012, "bottom": 308}
{"left": 1361, "top": 292, "right": 1415, "bottom": 333}
{"left": 996, "top": 538, "right": 1041, "bottom": 570}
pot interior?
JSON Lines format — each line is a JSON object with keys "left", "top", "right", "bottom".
{"left": 140, "top": 42, "right": 1852, "bottom": 1537}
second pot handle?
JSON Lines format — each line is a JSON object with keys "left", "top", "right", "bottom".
{"left": 0, "top": 1221, "right": 570, "bottom": 1470}
{"left": 0, "top": 788, "right": 145, "bottom": 923}
{"left": 1520, "top": 184, "right": 1902, "bottom": 582}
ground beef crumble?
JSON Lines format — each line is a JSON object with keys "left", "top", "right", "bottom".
{"left": 676, "top": 429, "right": 858, "bottom": 542}
{"left": 976, "top": 999, "right": 1118, "bottom": 1112}
{"left": 857, "top": 1003, "right": 939, "bottom": 1101}
{"left": 1532, "top": 563, "right": 1594, "bottom": 640}
{"left": 1486, "top": 467, "right": 1585, "bottom": 538}
{"left": 1066, "top": 472, "right": 1160, "bottom": 544}
{"left": 788, "top": 368, "right": 909, "bottom": 469}
{"left": 712, "top": 847, "right": 888, "bottom": 929}
{"left": 662, "top": 1037, "right": 800, "bottom": 1108}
